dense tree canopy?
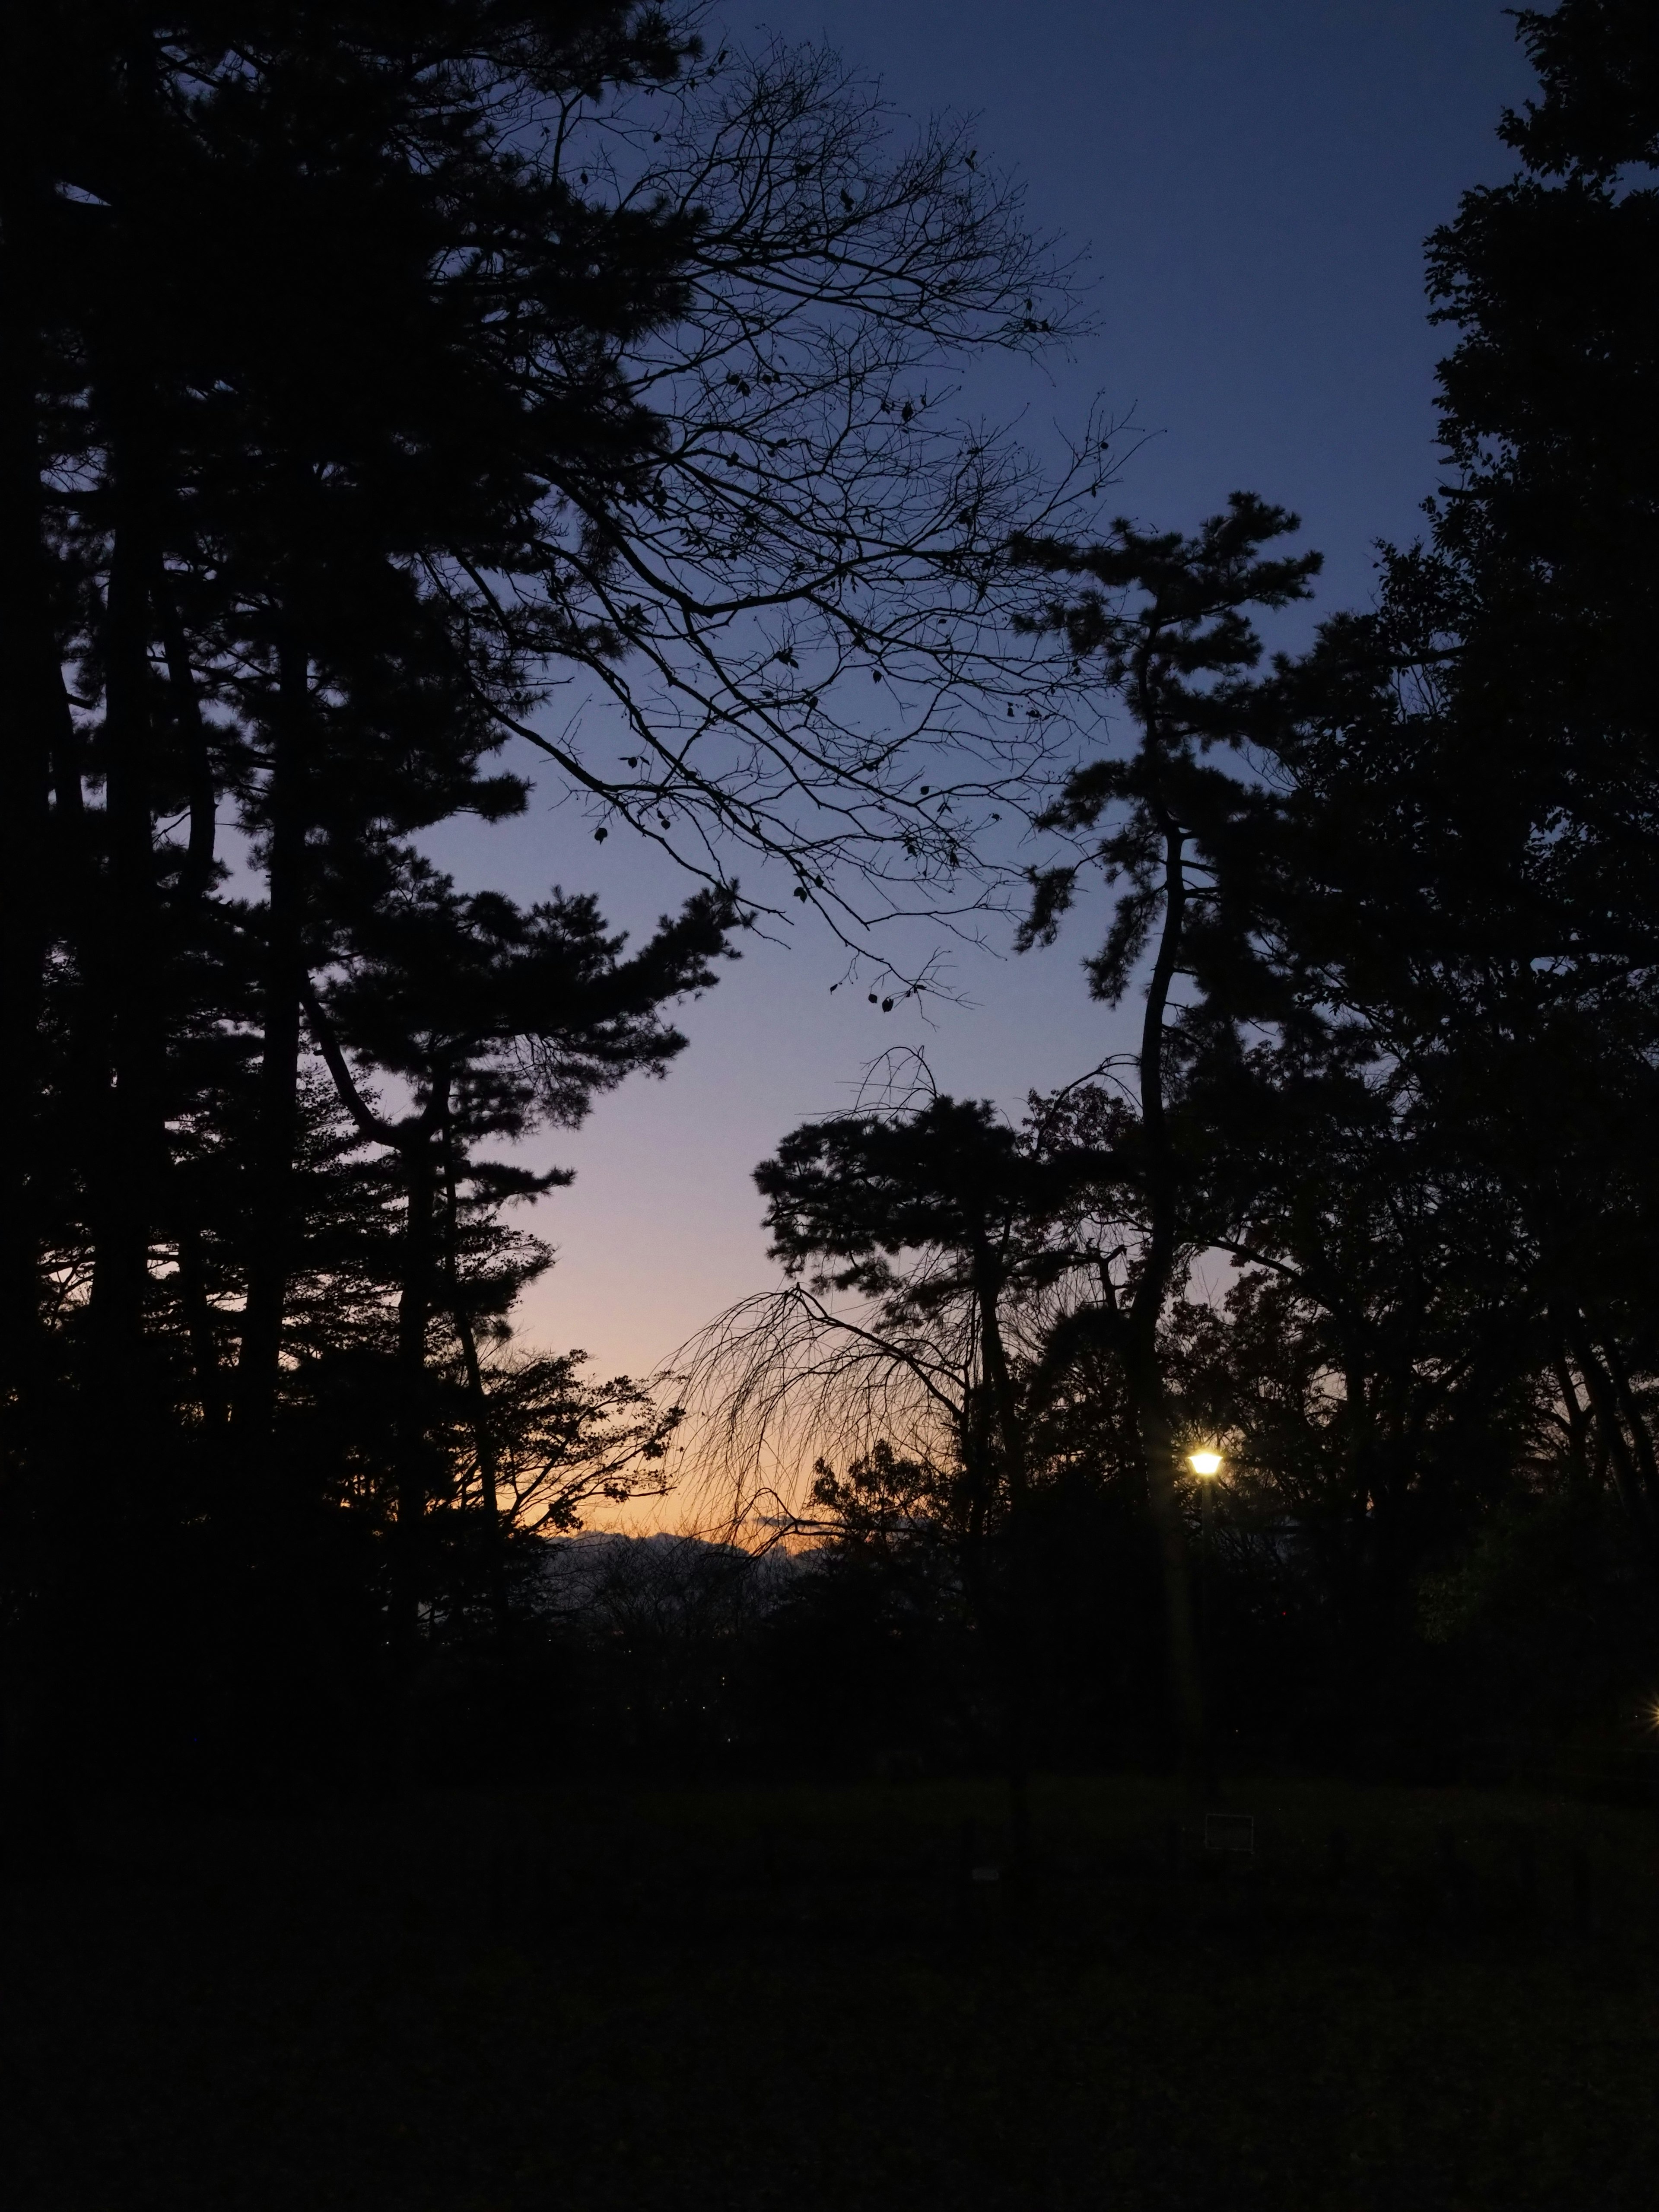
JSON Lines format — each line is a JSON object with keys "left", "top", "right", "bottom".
{"left": 5, "top": 0, "right": 1659, "bottom": 1808}
{"left": 686, "top": 0, "right": 1659, "bottom": 1792}
{"left": 0, "top": 1, "right": 1088, "bottom": 1802}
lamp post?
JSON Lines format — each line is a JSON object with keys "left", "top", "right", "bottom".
{"left": 1188, "top": 1449, "right": 1223, "bottom": 1799}
{"left": 1189, "top": 1448, "right": 1222, "bottom": 1552}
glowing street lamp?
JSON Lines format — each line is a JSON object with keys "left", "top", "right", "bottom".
{"left": 1188, "top": 1450, "right": 1225, "bottom": 1784}
{"left": 1189, "top": 1449, "right": 1224, "bottom": 1598}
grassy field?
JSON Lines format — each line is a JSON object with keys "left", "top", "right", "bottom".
{"left": 3, "top": 1773, "right": 1657, "bottom": 2210}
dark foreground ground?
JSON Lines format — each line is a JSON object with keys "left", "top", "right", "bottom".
{"left": 3, "top": 1773, "right": 1656, "bottom": 2211}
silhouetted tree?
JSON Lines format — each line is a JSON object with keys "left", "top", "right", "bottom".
{"left": 303, "top": 858, "right": 736, "bottom": 1655}
{"left": 1233, "top": 0, "right": 1659, "bottom": 1611}
{"left": 1007, "top": 496, "right": 1320, "bottom": 1784}
{"left": 0, "top": 3, "right": 1085, "bottom": 1805}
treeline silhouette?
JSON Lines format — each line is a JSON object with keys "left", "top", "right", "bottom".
{"left": 3, "top": 0, "right": 1656, "bottom": 1819}
{"left": 699, "top": 0, "right": 1659, "bottom": 1804}
{"left": 0, "top": 0, "right": 1092, "bottom": 1812}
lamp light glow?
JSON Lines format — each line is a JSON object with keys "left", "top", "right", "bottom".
{"left": 1188, "top": 1449, "right": 1223, "bottom": 1478}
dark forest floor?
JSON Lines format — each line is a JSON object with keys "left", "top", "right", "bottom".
{"left": 3, "top": 1772, "right": 1657, "bottom": 2211}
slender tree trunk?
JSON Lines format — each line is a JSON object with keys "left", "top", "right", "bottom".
{"left": 0, "top": 233, "right": 64, "bottom": 1416}
{"left": 957, "top": 1396, "right": 995, "bottom": 1672}
{"left": 1133, "top": 1378, "right": 1209, "bottom": 1795}
{"left": 72, "top": 386, "right": 176, "bottom": 1814}
{"left": 1126, "top": 808, "right": 1210, "bottom": 1796}
{"left": 152, "top": 572, "right": 226, "bottom": 1430}
{"left": 89, "top": 482, "right": 163, "bottom": 1374}
{"left": 1338, "top": 1345, "right": 1377, "bottom": 1514}
{"left": 391, "top": 1074, "right": 450, "bottom": 1672}
{"left": 1552, "top": 1354, "right": 1592, "bottom": 1492}
{"left": 1565, "top": 1312, "right": 1659, "bottom": 1580}
{"left": 442, "top": 1124, "right": 511, "bottom": 1641}
{"left": 972, "top": 1243, "right": 1032, "bottom": 1876}
{"left": 154, "top": 564, "right": 216, "bottom": 901}
{"left": 0, "top": 178, "right": 82, "bottom": 1864}
{"left": 224, "top": 632, "right": 318, "bottom": 1783}
{"left": 235, "top": 632, "right": 311, "bottom": 1444}
{"left": 177, "top": 1211, "right": 227, "bottom": 1430}
{"left": 1592, "top": 1322, "right": 1659, "bottom": 1502}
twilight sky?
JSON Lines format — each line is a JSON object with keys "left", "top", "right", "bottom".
{"left": 429, "top": 0, "right": 1532, "bottom": 1423}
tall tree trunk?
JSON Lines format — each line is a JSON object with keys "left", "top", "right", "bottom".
{"left": 83, "top": 28, "right": 177, "bottom": 1433}
{"left": 154, "top": 564, "right": 216, "bottom": 901}
{"left": 152, "top": 568, "right": 225, "bottom": 1428}
{"left": 177, "top": 1211, "right": 227, "bottom": 1431}
{"left": 0, "top": 228, "right": 65, "bottom": 1420}
{"left": 76, "top": 389, "right": 204, "bottom": 1820}
{"left": 235, "top": 632, "right": 311, "bottom": 1445}
{"left": 972, "top": 1239, "right": 1032, "bottom": 1874}
{"left": 1551, "top": 1354, "right": 1592, "bottom": 1493}
{"left": 1133, "top": 1375, "right": 1208, "bottom": 1794}
{"left": 224, "top": 631, "right": 317, "bottom": 1782}
{"left": 88, "top": 485, "right": 162, "bottom": 1375}
{"left": 1126, "top": 808, "right": 1209, "bottom": 1796}
{"left": 391, "top": 1074, "right": 450, "bottom": 1672}
{"left": 1592, "top": 1321, "right": 1659, "bottom": 1503}
{"left": 442, "top": 1122, "right": 511, "bottom": 1642}
{"left": 0, "top": 172, "right": 83, "bottom": 1864}
{"left": 1564, "top": 1312, "right": 1659, "bottom": 1580}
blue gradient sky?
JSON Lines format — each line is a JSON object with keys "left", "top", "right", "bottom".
{"left": 431, "top": 0, "right": 1532, "bottom": 1406}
